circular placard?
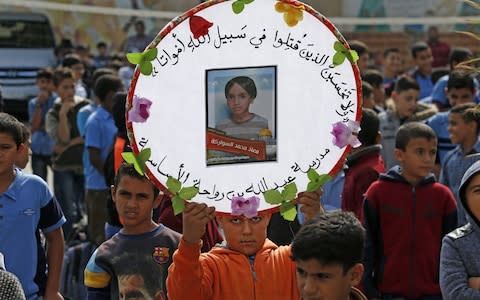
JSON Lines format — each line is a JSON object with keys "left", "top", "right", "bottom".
{"left": 126, "top": 0, "right": 362, "bottom": 214}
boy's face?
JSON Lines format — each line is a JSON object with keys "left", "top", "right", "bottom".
{"left": 384, "top": 52, "right": 401, "bottom": 73}
{"left": 36, "top": 77, "right": 54, "bottom": 93}
{"left": 56, "top": 78, "right": 75, "bottom": 102}
{"left": 414, "top": 48, "right": 433, "bottom": 75}
{"left": 363, "top": 93, "right": 375, "bottom": 110}
{"left": 112, "top": 175, "right": 160, "bottom": 235}
{"left": 226, "top": 83, "right": 254, "bottom": 118}
{"left": 118, "top": 274, "right": 165, "bottom": 300}
{"left": 357, "top": 53, "right": 369, "bottom": 72}
{"left": 217, "top": 213, "right": 271, "bottom": 256}
{"left": 0, "top": 133, "right": 23, "bottom": 176}
{"left": 392, "top": 88, "right": 418, "bottom": 119}
{"left": 465, "top": 174, "right": 480, "bottom": 222}
{"left": 447, "top": 87, "right": 475, "bottom": 107}
{"left": 448, "top": 112, "right": 475, "bottom": 145}
{"left": 70, "top": 63, "right": 85, "bottom": 81}
{"left": 295, "top": 259, "right": 363, "bottom": 300}
{"left": 394, "top": 137, "right": 437, "bottom": 184}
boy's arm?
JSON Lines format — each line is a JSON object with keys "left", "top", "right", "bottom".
{"left": 440, "top": 236, "right": 480, "bottom": 300}
{"left": 84, "top": 249, "right": 112, "bottom": 300}
{"left": 363, "top": 196, "right": 381, "bottom": 299}
{"left": 297, "top": 188, "right": 324, "bottom": 222}
{"left": 167, "top": 202, "right": 216, "bottom": 300}
{"left": 88, "top": 147, "right": 105, "bottom": 175}
{"left": 43, "top": 227, "right": 65, "bottom": 300}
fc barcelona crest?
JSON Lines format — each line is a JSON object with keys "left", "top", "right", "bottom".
{"left": 152, "top": 247, "right": 170, "bottom": 264}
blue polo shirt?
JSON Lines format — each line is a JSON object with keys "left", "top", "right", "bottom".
{"left": 413, "top": 72, "right": 433, "bottom": 100}
{"left": 426, "top": 111, "right": 455, "bottom": 164}
{"left": 84, "top": 106, "right": 117, "bottom": 190}
{"left": 0, "top": 169, "right": 66, "bottom": 300}
{"left": 28, "top": 94, "right": 56, "bottom": 155}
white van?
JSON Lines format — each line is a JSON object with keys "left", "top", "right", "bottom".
{"left": 0, "top": 12, "right": 56, "bottom": 117}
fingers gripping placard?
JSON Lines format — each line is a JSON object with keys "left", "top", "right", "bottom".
{"left": 126, "top": 0, "right": 362, "bottom": 216}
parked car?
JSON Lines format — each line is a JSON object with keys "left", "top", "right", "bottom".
{"left": 0, "top": 12, "right": 56, "bottom": 119}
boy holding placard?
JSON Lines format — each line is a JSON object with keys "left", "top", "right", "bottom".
{"left": 166, "top": 189, "right": 322, "bottom": 299}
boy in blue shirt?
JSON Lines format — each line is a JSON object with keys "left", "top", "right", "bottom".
{"left": 441, "top": 103, "right": 480, "bottom": 226}
{"left": 0, "top": 112, "right": 66, "bottom": 300}
{"left": 28, "top": 68, "right": 56, "bottom": 181}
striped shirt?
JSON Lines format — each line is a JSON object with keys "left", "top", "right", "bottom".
{"left": 216, "top": 114, "right": 269, "bottom": 140}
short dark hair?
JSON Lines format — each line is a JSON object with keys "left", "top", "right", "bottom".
{"left": 411, "top": 42, "right": 430, "bottom": 59}
{"left": 114, "top": 163, "right": 159, "bottom": 199}
{"left": 358, "top": 108, "right": 379, "bottom": 146}
{"left": 291, "top": 211, "right": 365, "bottom": 274}
{"left": 362, "top": 69, "right": 383, "bottom": 88}
{"left": 0, "top": 112, "right": 23, "bottom": 147}
{"left": 451, "top": 103, "right": 480, "bottom": 134}
{"left": 394, "top": 75, "right": 419, "bottom": 93}
{"left": 91, "top": 68, "right": 115, "bottom": 96}
{"left": 447, "top": 70, "right": 475, "bottom": 91}
{"left": 94, "top": 74, "right": 123, "bottom": 102}
{"left": 395, "top": 122, "right": 436, "bottom": 150}
{"left": 52, "top": 67, "right": 74, "bottom": 87}
{"left": 225, "top": 76, "right": 257, "bottom": 99}
{"left": 36, "top": 67, "right": 54, "bottom": 80}
{"left": 112, "top": 92, "right": 128, "bottom": 139}
{"left": 19, "top": 122, "right": 30, "bottom": 143}
{"left": 62, "top": 53, "right": 82, "bottom": 68}
{"left": 449, "top": 47, "right": 472, "bottom": 66}
{"left": 96, "top": 41, "right": 107, "bottom": 49}
{"left": 349, "top": 40, "right": 368, "bottom": 56}
{"left": 383, "top": 47, "right": 400, "bottom": 58}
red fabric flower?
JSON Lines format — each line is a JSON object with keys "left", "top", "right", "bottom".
{"left": 189, "top": 15, "right": 213, "bottom": 39}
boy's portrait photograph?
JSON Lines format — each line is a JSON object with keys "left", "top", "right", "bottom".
{"left": 206, "top": 66, "right": 277, "bottom": 166}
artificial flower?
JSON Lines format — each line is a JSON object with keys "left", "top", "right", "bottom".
{"left": 275, "top": 1, "right": 304, "bottom": 27}
{"left": 189, "top": 15, "right": 213, "bottom": 39}
{"left": 231, "top": 196, "right": 260, "bottom": 218}
{"left": 128, "top": 95, "right": 152, "bottom": 123}
{"left": 330, "top": 120, "right": 361, "bottom": 149}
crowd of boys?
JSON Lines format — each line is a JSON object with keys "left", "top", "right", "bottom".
{"left": 1, "top": 22, "right": 480, "bottom": 300}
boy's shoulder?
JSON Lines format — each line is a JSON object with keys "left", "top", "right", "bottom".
{"left": 446, "top": 223, "right": 473, "bottom": 240}
{"left": 426, "top": 111, "right": 448, "bottom": 126}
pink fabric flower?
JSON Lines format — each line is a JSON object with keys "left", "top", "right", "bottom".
{"left": 330, "top": 120, "right": 361, "bottom": 149}
{"left": 128, "top": 95, "right": 152, "bottom": 123}
{"left": 231, "top": 196, "right": 260, "bottom": 218}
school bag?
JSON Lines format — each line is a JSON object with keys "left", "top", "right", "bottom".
{"left": 60, "top": 222, "right": 96, "bottom": 300}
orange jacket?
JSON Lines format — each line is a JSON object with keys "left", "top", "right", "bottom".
{"left": 167, "top": 238, "right": 300, "bottom": 300}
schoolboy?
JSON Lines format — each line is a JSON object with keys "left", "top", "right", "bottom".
{"left": 28, "top": 67, "right": 56, "bottom": 181}
{"left": 440, "top": 160, "right": 480, "bottom": 299}
{"left": 62, "top": 53, "right": 88, "bottom": 98}
{"left": 166, "top": 188, "right": 323, "bottom": 299}
{"left": 342, "top": 108, "right": 385, "bottom": 223}
{"left": 363, "top": 69, "right": 386, "bottom": 112}
{"left": 408, "top": 42, "right": 434, "bottom": 99}
{"left": 0, "top": 112, "right": 66, "bottom": 300}
{"left": 379, "top": 76, "right": 437, "bottom": 169}
{"left": 291, "top": 211, "right": 367, "bottom": 300}
{"left": 441, "top": 103, "right": 480, "bottom": 226}
{"left": 382, "top": 47, "right": 402, "bottom": 85}
{"left": 426, "top": 70, "right": 476, "bottom": 167}
{"left": 84, "top": 163, "right": 181, "bottom": 299}
{"left": 363, "top": 122, "right": 457, "bottom": 299}
{"left": 83, "top": 74, "right": 123, "bottom": 246}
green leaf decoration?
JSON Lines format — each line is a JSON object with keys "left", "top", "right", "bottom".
{"left": 280, "top": 201, "right": 297, "bottom": 221}
{"left": 264, "top": 189, "right": 283, "bottom": 205}
{"left": 121, "top": 148, "right": 151, "bottom": 176}
{"left": 306, "top": 168, "right": 333, "bottom": 192}
{"left": 232, "top": 1, "right": 244, "bottom": 14}
{"left": 172, "top": 195, "right": 185, "bottom": 216}
{"left": 333, "top": 52, "right": 346, "bottom": 66}
{"left": 281, "top": 182, "right": 298, "bottom": 201}
{"left": 166, "top": 175, "right": 199, "bottom": 215}
{"left": 232, "top": 0, "right": 254, "bottom": 14}
{"left": 126, "top": 48, "right": 158, "bottom": 76}
{"left": 166, "top": 177, "right": 182, "bottom": 194}
{"left": 179, "top": 186, "right": 199, "bottom": 200}
{"left": 332, "top": 41, "right": 359, "bottom": 66}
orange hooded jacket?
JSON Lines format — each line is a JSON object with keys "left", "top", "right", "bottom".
{"left": 167, "top": 238, "right": 300, "bottom": 300}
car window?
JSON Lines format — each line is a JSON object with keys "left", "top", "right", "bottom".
{"left": 0, "top": 20, "right": 55, "bottom": 48}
